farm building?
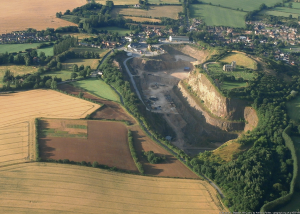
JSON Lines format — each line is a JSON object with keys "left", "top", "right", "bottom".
{"left": 223, "top": 61, "right": 236, "bottom": 71}
{"left": 169, "top": 36, "right": 189, "bottom": 42}
{"left": 184, "top": 67, "right": 190, "bottom": 71}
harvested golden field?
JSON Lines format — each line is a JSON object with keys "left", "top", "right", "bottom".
{"left": 62, "top": 58, "right": 100, "bottom": 70}
{"left": 221, "top": 52, "right": 257, "bottom": 70}
{"left": 0, "top": 89, "right": 100, "bottom": 164}
{"left": 112, "top": 6, "right": 182, "bottom": 19}
{"left": 123, "top": 16, "right": 162, "bottom": 23}
{"left": 0, "top": 162, "right": 226, "bottom": 213}
{"left": 0, "top": 0, "right": 86, "bottom": 34}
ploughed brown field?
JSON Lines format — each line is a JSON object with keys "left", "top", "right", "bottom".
{"left": 0, "top": 0, "right": 86, "bottom": 34}
{"left": 58, "top": 84, "right": 199, "bottom": 178}
{"left": 39, "top": 119, "right": 138, "bottom": 172}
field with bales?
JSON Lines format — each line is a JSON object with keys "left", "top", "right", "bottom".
{"left": 111, "top": 6, "right": 182, "bottom": 19}
{"left": 0, "top": 89, "right": 100, "bottom": 165}
{"left": 0, "top": 0, "right": 86, "bottom": 34}
{"left": 189, "top": 5, "right": 246, "bottom": 28}
{"left": 0, "top": 162, "right": 225, "bottom": 213}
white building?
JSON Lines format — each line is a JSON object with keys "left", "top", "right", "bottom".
{"left": 169, "top": 36, "right": 189, "bottom": 42}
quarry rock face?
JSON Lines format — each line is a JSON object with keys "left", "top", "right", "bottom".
{"left": 179, "top": 72, "right": 258, "bottom": 133}
{"left": 187, "top": 73, "right": 247, "bottom": 120}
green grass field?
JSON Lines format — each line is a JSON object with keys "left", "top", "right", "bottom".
{"left": 96, "top": 26, "right": 131, "bottom": 36}
{"left": 190, "top": 5, "right": 246, "bottom": 28}
{"left": 37, "top": 46, "right": 54, "bottom": 56}
{"left": 285, "top": 2, "right": 300, "bottom": 9}
{"left": 71, "top": 78, "right": 120, "bottom": 102}
{"left": 221, "top": 81, "right": 248, "bottom": 90}
{"left": 199, "top": 0, "right": 280, "bottom": 11}
{"left": 148, "top": 0, "right": 180, "bottom": 4}
{"left": 41, "top": 70, "right": 73, "bottom": 81}
{"left": 0, "top": 43, "right": 53, "bottom": 56}
{"left": 261, "top": 7, "right": 300, "bottom": 18}
{"left": 287, "top": 96, "right": 300, "bottom": 122}
{"left": 207, "top": 63, "right": 255, "bottom": 80}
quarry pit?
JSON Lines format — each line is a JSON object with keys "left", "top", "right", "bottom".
{"left": 128, "top": 45, "right": 258, "bottom": 156}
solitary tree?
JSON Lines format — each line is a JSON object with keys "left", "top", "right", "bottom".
{"left": 51, "top": 80, "right": 57, "bottom": 89}
{"left": 73, "top": 64, "right": 79, "bottom": 73}
{"left": 71, "top": 72, "right": 78, "bottom": 80}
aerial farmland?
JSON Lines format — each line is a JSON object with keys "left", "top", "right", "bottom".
{"left": 1, "top": 0, "right": 298, "bottom": 212}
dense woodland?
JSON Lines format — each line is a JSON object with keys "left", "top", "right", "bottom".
{"left": 190, "top": 61, "right": 300, "bottom": 211}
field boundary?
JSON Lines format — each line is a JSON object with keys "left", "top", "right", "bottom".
{"left": 260, "top": 125, "right": 298, "bottom": 211}
{"left": 128, "top": 130, "right": 144, "bottom": 174}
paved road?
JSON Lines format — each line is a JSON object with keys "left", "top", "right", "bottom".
{"left": 123, "top": 57, "right": 146, "bottom": 106}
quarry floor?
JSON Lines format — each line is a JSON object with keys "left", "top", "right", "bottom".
{"left": 134, "top": 54, "right": 217, "bottom": 154}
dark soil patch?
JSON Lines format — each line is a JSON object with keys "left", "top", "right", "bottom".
{"left": 40, "top": 120, "right": 138, "bottom": 172}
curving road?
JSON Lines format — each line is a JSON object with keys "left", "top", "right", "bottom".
{"left": 123, "top": 57, "right": 146, "bottom": 107}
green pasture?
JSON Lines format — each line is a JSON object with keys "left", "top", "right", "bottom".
{"left": 41, "top": 70, "right": 73, "bottom": 81}
{"left": 207, "top": 63, "right": 255, "bottom": 80}
{"left": 0, "top": 43, "right": 53, "bottom": 56}
{"left": 148, "top": 0, "right": 180, "bottom": 4}
{"left": 189, "top": 5, "right": 246, "bottom": 28}
{"left": 37, "top": 46, "right": 54, "bottom": 56}
{"left": 71, "top": 78, "right": 120, "bottom": 102}
{"left": 221, "top": 81, "right": 248, "bottom": 90}
{"left": 96, "top": 27, "right": 131, "bottom": 36}
{"left": 261, "top": 7, "right": 300, "bottom": 18}
{"left": 286, "top": 95, "right": 300, "bottom": 122}
{"left": 285, "top": 2, "right": 300, "bottom": 9}
{"left": 199, "top": 0, "right": 280, "bottom": 12}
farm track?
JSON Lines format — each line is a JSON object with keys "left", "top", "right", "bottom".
{"left": 0, "top": 162, "right": 224, "bottom": 213}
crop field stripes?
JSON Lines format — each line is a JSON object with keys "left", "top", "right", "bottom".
{"left": 0, "top": 163, "right": 223, "bottom": 213}
{"left": 0, "top": 122, "right": 28, "bottom": 166}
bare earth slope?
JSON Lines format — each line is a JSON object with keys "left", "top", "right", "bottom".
{"left": 0, "top": 0, "right": 85, "bottom": 34}
{"left": 0, "top": 162, "right": 224, "bottom": 213}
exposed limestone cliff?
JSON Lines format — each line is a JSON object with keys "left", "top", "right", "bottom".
{"left": 187, "top": 73, "right": 247, "bottom": 120}
{"left": 181, "top": 72, "right": 258, "bottom": 133}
